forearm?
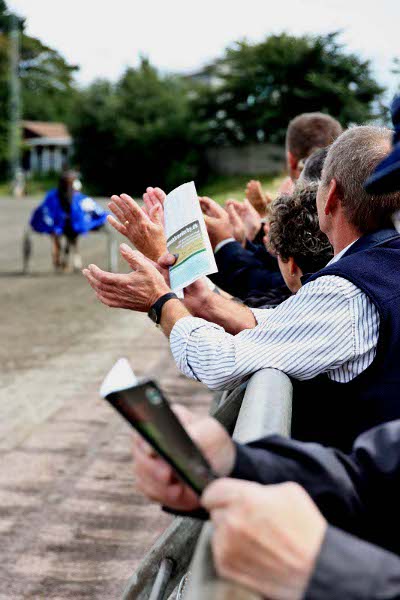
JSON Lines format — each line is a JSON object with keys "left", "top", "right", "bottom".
{"left": 188, "top": 292, "right": 256, "bottom": 334}
{"left": 159, "top": 299, "right": 192, "bottom": 338}
{"left": 305, "top": 526, "right": 400, "bottom": 600}
{"left": 231, "top": 437, "right": 365, "bottom": 534}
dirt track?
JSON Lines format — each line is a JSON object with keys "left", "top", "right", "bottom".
{"left": 0, "top": 196, "right": 211, "bottom": 599}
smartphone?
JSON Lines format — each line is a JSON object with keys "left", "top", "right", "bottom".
{"left": 100, "top": 360, "right": 217, "bottom": 496}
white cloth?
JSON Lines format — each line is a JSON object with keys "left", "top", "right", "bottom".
{"left": 214, "top": 238, "right": 236, "bottom": 254}
{"left": 170, "top": 247, "right": 380, "bottom": 390}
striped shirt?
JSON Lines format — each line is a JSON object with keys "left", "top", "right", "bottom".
{"left": 170, "top": 248, "right": 380, "bottom": 391}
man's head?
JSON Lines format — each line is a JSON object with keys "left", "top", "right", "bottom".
{"left": 298, "top": 147, "right": 329, "bottom": 185}
{"left": 317, "top": 126, "right": 400, "bottom": 241}
{"left": 268, "top": 184, "right": 333, "bottom": 292}
{"left": 286, "top": 113, "right": 343, "bottom": 180}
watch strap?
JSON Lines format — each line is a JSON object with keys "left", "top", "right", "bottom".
{"left": 148, "top": 292, "right": 178, "bottom": 324}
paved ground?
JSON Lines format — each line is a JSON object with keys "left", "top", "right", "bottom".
{"left": 0, "top": 197, "right": 212, "bottom": 599}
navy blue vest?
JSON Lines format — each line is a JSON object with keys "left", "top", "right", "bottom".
{"left": 291, "top": 228, "right": 400, "bottom": 451}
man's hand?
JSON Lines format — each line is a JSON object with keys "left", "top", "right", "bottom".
{"left": 202, "top": 479, "right": 327, "bottom": 600}
{"left": 157, "top": 252, "right": 216, "bottom": 318}
{"left": 226, "top": 198, "right": 262, "bottom": 242}
{"left": 83, "top": 243, "right": 171, "bottom": 311}
{"left": 226, "top": 203, "right": 246, "bottom": 246}
{"left": 107, "top": 193, "right": 167, "bottom": 261}
{"left": 132, "top": 405, "right": 235, "bottom": 511}
{"left": 199, "top": 196, "right": 234, "bottom": 250}
{"left": 245, "top": 180, "right": 273, "bottom": 217}
{"left": 142, "top": 186, "right": 166, "bottom": 223}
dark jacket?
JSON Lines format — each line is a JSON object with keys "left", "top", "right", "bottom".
{"left": 291, "top": 228, "right": 400, "bottom": 451}
{"left": 209, "top": 240, "right": 286, "bottom": 300}
{"left": 231, "top": 419, "right": 400, "bottom": 599}
{"left": 232, "top": 419, "right": 400, "bottom": 555}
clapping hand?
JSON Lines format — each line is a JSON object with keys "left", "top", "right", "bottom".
{"left": 107, "top": 192, "right": 167, "bottom": 261}
{"left": 226, "top": 198, "right": 262, "bottom": 242}
{"left": 83, "top": 244, "right": 171, "bottom": 312}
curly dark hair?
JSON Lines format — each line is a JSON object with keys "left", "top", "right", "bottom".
{"left": 268, "top": 183, "right": 333, "bottom": 275}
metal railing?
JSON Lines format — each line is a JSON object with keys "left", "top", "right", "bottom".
{"left": 123, "top": 368, "right": 293, "bottom": 600}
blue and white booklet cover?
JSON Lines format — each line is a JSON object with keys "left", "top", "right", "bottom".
{"left": 164, "top": 181, "right": 218, "bottom": 292}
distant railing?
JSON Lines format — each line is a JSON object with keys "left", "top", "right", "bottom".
{"left": 122, "top": 368, "right": 293, "bottom": 600}
{"left": 22, "top": 223, "right": 119, "bottom": 274}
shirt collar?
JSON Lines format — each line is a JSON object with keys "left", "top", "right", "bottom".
{"left": 327, "top": 239, "right": 360, "bottom": 266}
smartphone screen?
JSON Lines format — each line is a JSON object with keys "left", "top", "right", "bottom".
{"left": 105, "top": 380, "right": 217, "bottom": 495}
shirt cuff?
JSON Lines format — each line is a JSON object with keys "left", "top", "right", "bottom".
{"left": 214, "top": 238, "right": 236, "bottom": 254}
{"left": 305, "top": 526, "right": 400, "bottom": 600}
{"left": 169, "top": 315, "right": 224, "bottom": 379}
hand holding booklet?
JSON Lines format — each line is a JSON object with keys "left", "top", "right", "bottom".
{"left": 100, "top": 358, "right": 217, "bottom": 496}
{"left": 164, "top": 181, "right": 217, "bottom": 292}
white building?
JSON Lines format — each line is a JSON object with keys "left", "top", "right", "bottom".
{"left": 22, "top": 121, "right": 72, "bottom": 175}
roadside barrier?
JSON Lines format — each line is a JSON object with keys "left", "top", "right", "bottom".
{"left": 123, "top": 368, "right": 293, "bottom": 599}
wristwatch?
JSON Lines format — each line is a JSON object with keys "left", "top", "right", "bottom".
{"left": 148, "top": 292, "right": 178, "bottom": 325}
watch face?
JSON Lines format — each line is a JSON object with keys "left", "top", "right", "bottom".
{"left": 148, "top": 307, "right": 158, "bottom": 323}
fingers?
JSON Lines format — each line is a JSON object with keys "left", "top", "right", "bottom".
{"left": 114, "top": 194, "right": 150, "bottom": 224}
{"left": 82, "top": 269, "right": 118, "bottom": 295}
{"left": 147, "top": 186, "right": 166, "bottom": 206}
{"left": 108, "top": 199, "right": 126, "bottom": 223}
{"left": 153, "top": 187, "right": 166, "bottom": 203}
{"left": 107, "top": 214, "right": 127, "bottom": 236}
{"left": 142, "top": 192, "right": 153, "bottom": 216}
{"left": 119, "top": 244, "right": 150, "bottom": 271}
{"left": 149, "top": 203, "right": 163, "bottom": 226}
{"left": 227, "top": 204, "right": 242, "bottom": 228}
{"left": 171, "top": 404, "right": 197, "bottom": 426}
{"left": 199, "top": 196, "right": 224, "bottom": 218}
{"left": 84, "top": 263, "right": 125, "bottom": 286}
{"left": 202, "top": 478, "right": 250, "bottom": 510}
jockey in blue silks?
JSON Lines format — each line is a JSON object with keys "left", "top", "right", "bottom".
{"left": 30, "top": 171, "right": 108, "bottom": 271}
{"left": 30, "top": 182, "right": 107, "bottom": 236}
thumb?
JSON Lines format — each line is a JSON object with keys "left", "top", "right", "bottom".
{"left": 201, "top": 478, "right": 244, "bottom": 510}
{"left": 158, "top": 252, "right": 177, "bottom": 269}
{"left": 120, "top": 243, "right": 149, "bottom": 271}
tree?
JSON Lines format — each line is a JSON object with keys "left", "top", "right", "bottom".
{"left": 20, "top": 34, "right": 79, "bottom": 122}
{"left": 194, "top": 32, "right": 385, "bottom": 146}
{"left": 0, "top": 0, "right": 79, "bottom": 179}
{"left": 71, "top": 58, "right": 205, "bottom": 195}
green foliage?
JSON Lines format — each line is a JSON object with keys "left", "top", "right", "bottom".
{"left": 70, "top": 59, "right": 206, "bottom": 195}
{"left": 194, "top": 32, "right": 385, "bottom": 146}
{"left": 0, "top": 1, "right": 78, "bottom": 180}
{"left": 199, "top": 173, "right": 284, "bottom": 205}
{"left": 20, "top": 34, "right": 79, "bottom": 122}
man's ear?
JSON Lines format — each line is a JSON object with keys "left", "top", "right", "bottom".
{"left": 288, "top": 256, "right": 302, "bottom": 278}
{"left": 324, "top": 179, "right": 339, "bottom": 216}
{"left": 287, "top": 151, "right": 298, "bottom": 176}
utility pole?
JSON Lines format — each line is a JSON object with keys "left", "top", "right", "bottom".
{"left": 9, "top": 12, "right": 23, "bottom": 196}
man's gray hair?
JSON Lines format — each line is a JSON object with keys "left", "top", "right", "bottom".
{"left": 321, "top": 126, "right": 400, "bottom": 233}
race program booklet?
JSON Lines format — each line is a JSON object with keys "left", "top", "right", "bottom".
{"left": 164, "top": 181, "right": 218, "bottom": 292}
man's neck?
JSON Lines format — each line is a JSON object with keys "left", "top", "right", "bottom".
{"left": 330, "top": 225, "right": 361, "bottom": 257}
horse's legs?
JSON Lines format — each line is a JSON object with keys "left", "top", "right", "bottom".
{"left": 51, "top": 234, "right": 62, "bottom": 271}
{"left": 65, "top": 235, "right": 82, "bottom": 272}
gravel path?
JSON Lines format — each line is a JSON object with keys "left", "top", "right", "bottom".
{"left": 0, "top": 196, "right": 211, "bottom": 599}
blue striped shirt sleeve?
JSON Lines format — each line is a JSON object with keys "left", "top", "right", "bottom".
{"left": 169, "top": 276, "right": 380, "bottom": 390}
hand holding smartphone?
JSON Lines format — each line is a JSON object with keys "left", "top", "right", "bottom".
{"left": 100, "top": 359, "right": 217, "bottom": 496}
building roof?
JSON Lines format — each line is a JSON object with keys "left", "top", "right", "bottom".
{"left": 22, "top": 121, "right": 71, "bottom": 140}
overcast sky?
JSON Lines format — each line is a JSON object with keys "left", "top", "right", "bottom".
{"left": 8, "top": 0, "right": 400, "bottom": 95}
